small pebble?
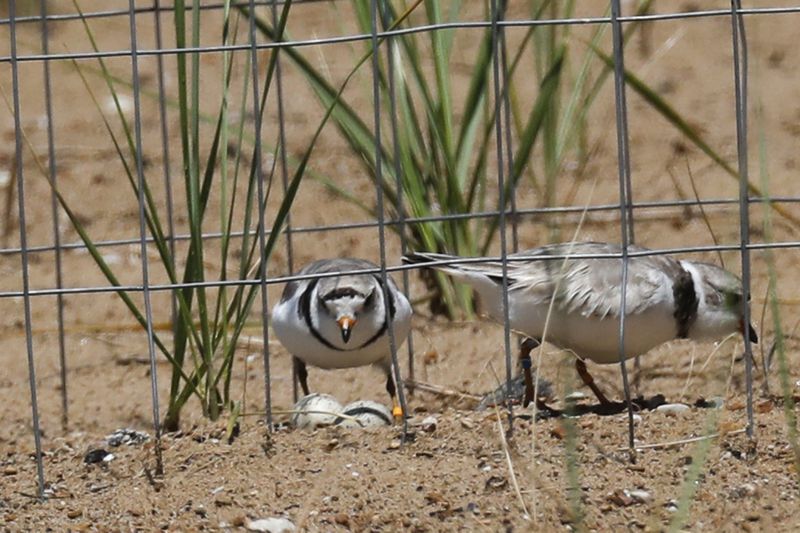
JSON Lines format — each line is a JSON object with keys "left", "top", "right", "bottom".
{"left": 66, "top": 510, "right": 82, "bottom": 519}
{"left": 627, "top": 489, "right": 652, "bottom": 503}
{"left": 730, "top": 483, "right": 758, "bottom": 499}
{"left": 550, "top": 424, "right": 567, "bottom": 440}
{"left": 245, "top": 517, "right": 296, "bottom": 532}
{"left": 608, "top": 490, "right": 633, "bottom": 507}
{"left": 564, "top": 391, "right": 587, "bottom": 401}
{"left": 656, "top": 403, "right": 690, "bottom": 416}
{"left": 106, "top": 428, "right": 150, "bottom": 447}
{"left": 83, "top": 448, "right": 112, "bottom": 465}
{"left": 420, "top": 416, "right": 437, "bottom": 433}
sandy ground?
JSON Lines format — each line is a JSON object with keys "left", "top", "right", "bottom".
{"left": 1, "top": 1, "right": 800, "bottom": 530}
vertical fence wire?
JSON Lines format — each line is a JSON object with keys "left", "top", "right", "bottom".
{"left": 9, "top": 0, "right": 46, "bottom": 499}
{"left": 249, "top": 0, "right": 274, "bottom": 431}
{"left": 9, "top": 2, "right": 796, "bottom": 497}
{"left": 379, "top": 2, "right": 417, "bottom": 391}
{"left": 127, "top": 0, "right": 165, "bottom": 476}
{"left": 730, "top": 0, "right": 755, "bottom": 438}
{"left": 489, "top": 0, "right": 516, "bottom": 432}
{"left": 610, "top": 0, "right": 636, "bottom": 452}
{"left": 39, "top": 0, "right": 68, "bottom": 431}
{"left": 268, "top": 0, "right": 298, "bottom": 404}
{"left": 152, "top": 0, "right": 179, "bottom": 351}
{"left": 370, "top": 0, "right": 409, "bottom": 438}
{"left": 499, "top": 20, "right": 519, "bottom": 254}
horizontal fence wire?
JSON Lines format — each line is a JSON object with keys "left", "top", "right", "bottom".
{"left": 4, "top": 0, "right": 798, "bottom": 497}
{"left": 5, "top": 4, "right": 800, "bottom": 29}
{"left": 4, "top": 6, "right": 800, "bottom": 63}
{"left": 2, "top": 241, "right": 800, "bottom": 299}
{"left": 1, "top": 197, "right": 798, "bottom": 256}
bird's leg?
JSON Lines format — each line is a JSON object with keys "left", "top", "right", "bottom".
{"left": 293, "top": 357, "right": 310, "bottom": 396}
{"left": 384, "top": 370, "right": 403, "bottom": 422}
{"left": 519, "top": 337, "right": 540, "bottom": 407}
{"left": 575, "top": 358, "right": 612, "bottom": 405}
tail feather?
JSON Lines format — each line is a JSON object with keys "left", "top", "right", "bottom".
{"left": 402, "top": 252, "right": 489, "bottom": 285}
{"left": 402, "top": 252, "right": 466, "bottom": 280}
{"left": 401, "top": 252, "right": 455, "bottom": 266}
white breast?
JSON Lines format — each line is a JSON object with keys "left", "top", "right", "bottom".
{"left": 271, "top": 289, "right": 412, "bottom": 370}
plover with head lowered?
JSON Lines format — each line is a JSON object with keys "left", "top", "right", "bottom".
{"left": 271, "top": 258, "right": 412, "bottom": 421}
{"left": 403, "top": 242, "right": 757, "bottom": 409}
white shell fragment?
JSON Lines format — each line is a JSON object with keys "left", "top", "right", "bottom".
{"left": 627, "top": 489, "right": 653, "bottom": 503}
{"left": 245, "top": 517, "right": 296, "bottom": 532}
{"left": 656, "top": 403, "right": 691, "bottom": 416}
{"left": 335, "top": 400, "right": 393, "bottom": 428}
{"left": 290, "top": 393, "right": 343, "bottom": 429}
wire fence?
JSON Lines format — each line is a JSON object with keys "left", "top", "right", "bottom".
{"left": 2, "top": 0, "right": 798, "bottom": 499}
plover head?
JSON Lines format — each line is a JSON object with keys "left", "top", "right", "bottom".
{"left": 681, "top": 261, "right": 757, "bottom": 344}
{"left": 316, "top": 275, "right": 379, "bottom": 344}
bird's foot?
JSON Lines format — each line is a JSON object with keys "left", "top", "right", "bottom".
{"left": 392, "top": 402, "right": 404, "bottom": 424}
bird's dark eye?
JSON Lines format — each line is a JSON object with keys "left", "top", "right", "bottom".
{"left": 364, "top": 290, "right": 376, "bottom": 308}
{"left": 726, "top": 292, "right": 742, "bottom": 308}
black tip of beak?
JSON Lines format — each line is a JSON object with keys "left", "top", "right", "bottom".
{"left": 748, "top": 323, "right": 758, "bottom": 344}
{"left": 341, "top": 327, "right": 351, "bottom": 344}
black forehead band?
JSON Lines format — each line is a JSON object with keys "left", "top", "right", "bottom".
{"left": 321, "top": 287, "right": 368, "bottom": 301}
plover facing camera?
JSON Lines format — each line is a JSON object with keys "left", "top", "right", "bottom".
{"left": 272, "top": 258, "right": 413, "bottom": 421}
{"left": 404, "top": 242, "right": 757, "bottom": 410}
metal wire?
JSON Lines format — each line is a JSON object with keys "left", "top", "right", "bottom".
{"left": 153, "top": 0, "right": 179, "bottom": 382}
{"left": 610, "top": 0, "right": 637, "bottom": 453}
{"left": 489, "top": 0, "right": 516, "bottom": 432}
{"left": 127, "top": 0, "right": 164, "bottom": 476}
{"left": 0, "top": 195, "right": 797, "bottom": 258}
{"left": 39, "top": 0, "right": 68, "bottom": 431}
{"left": 249, "top": 0, "right": 274, "bottom": 432}
{"left": 5, "top": 0, "right": 795, "bottom": 494}
{"left": 499, "top": 13, "right": 518, "bottom": 253}
{"left": 5, "top": 4, "right": 800, "bottom": 44}
{"left": 369, "top": 0, "right": 408, "bottom": 439}
{"left": 730, "top": 0, "right": 755, "bottom": 438}
{"left": 9, "top": 0, "right": 46, "bottom": 500}
{"left": 268, "top": 0, "right": 298, "bottom": 405}
{"left": 380, "top": 1, "right": 416, "bottom": 390}
{"left": 6, "top": 6, "right": 800, "bottom": 64}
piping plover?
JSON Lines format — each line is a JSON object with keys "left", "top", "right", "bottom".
{"left": 403, "top": 242, "right": 757, "bottom": 409}
{"left": 271, "top": 258, "right": 412, "bottom": 420}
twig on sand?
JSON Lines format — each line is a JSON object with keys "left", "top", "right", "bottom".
{"left": 617, "top": 427, "right": 746, "bottom": 452}
{"left": 492, "top": 404, "right": 531, "bottom": 520}
{"left": 404, "top": 379, "right": 483, "bottom": 403}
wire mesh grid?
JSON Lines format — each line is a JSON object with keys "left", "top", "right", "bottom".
{"left": 1, "top": 0, "right": 798, "bottom": 500}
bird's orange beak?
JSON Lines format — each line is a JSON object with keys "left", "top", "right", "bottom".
{"left": 337, "top": 316, "right": 355, "bottom": 343}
